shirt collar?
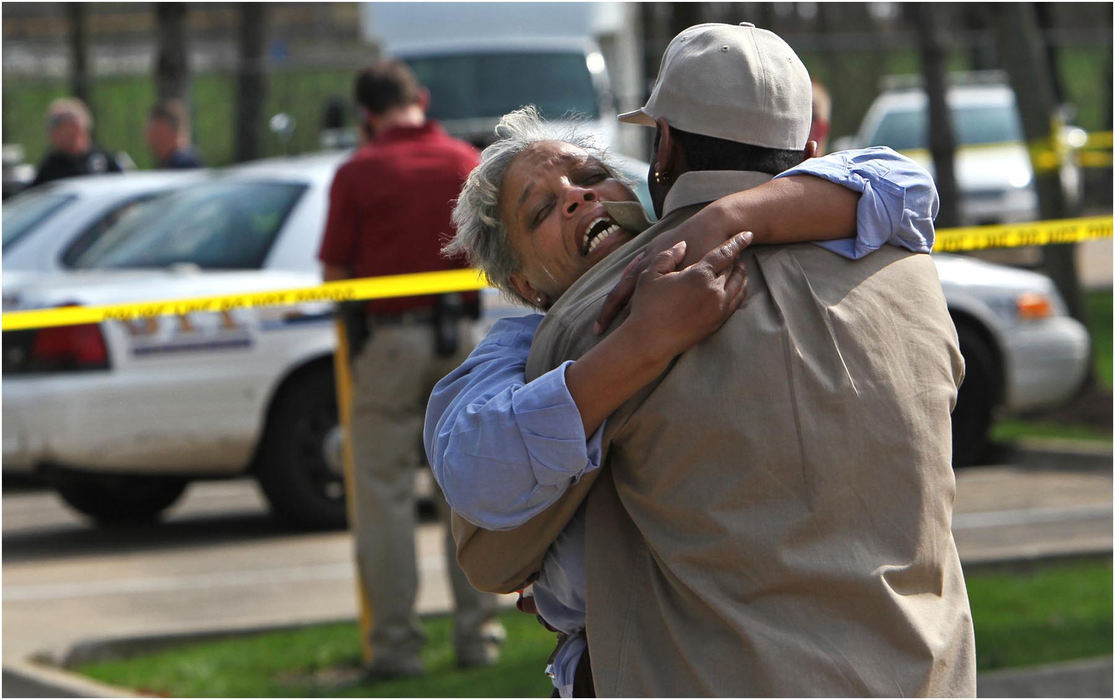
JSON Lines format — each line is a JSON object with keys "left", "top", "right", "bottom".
{"left": 661, "top": 170, "right": 774, "bottom": 216}
{"left": 376, "top": 121, "right": 442, "bottom": 143}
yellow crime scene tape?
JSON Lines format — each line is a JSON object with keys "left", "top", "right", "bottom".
{"left": 1, "top": 268, "right": 488, "bottom": 332}
{"left": 934, "top": 215, "right": 1113, "bottom": 253}
{"left": 900, "top": 130, "right": 1113, "bottom": 173}
{"left": 1, "top": 216, "right": 1112, "bottom": 332}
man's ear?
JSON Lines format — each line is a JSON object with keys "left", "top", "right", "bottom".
{"left": 417, "top": 87, "right": 431, "bottom": 112}
{"left": 803, "top": 140, "right": 819, "bottom": 160}
{"left": 509, "top": 272, "right": 546, "bottom": 308}
{"left": 654, "top": 117, "right": 675, "bottom": 175}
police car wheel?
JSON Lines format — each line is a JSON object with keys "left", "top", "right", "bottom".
{"left": 951, "top": 323, "right": 999, "bottom": 468}
{"left": 256, "top": 365, "right": 347, "bottom": 530}
{"left": 52, "top": 471, "right": 188, "bottom": 526}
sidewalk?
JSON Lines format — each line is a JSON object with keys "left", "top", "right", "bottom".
{"left": 5, "top": 441, "right": 1111, "bottom": 699}
{"left": 978, "top": 656, "right": 1112, "bottom": 698}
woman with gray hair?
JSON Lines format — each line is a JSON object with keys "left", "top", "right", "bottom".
{"left": 426, "top": 106, "right": 937, "bottom": 695}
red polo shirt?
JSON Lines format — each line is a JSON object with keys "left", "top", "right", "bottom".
{"left": 318, "top": 121, "right": 479, "bottom": 315}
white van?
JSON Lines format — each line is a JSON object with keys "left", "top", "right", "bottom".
{"left": 359, "top": 2, "right": 639, "bottom": 151}
{"left": 394, "top": 38, "right": 618, "bottom": 149}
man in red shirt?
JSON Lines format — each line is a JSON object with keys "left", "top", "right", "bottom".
{"left": 318, "top": 60, "right": 502, "bottom": 679}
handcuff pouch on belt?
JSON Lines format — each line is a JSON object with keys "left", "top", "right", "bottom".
{"left": 433, "top": 292, "right": 481, "bottom": 357}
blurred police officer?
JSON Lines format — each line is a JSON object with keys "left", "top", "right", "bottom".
{"left": 317, "top": 60, "right": 502, "bottom": 680}
{"left": 145, "top": 98, "right": 204, "bottom": 169}
{"left": 30, "top": 97, "right": 123, "bottom": 188}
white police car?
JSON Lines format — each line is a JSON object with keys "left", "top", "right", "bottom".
{"left": 4, "top": 170, "right": 206, "bottom": 272}
{"left": 4, "top": 152, "right": 352, "bottom": 528}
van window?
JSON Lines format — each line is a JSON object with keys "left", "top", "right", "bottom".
{"left": 405, "top": 52, "right": 600, "bottom": 122}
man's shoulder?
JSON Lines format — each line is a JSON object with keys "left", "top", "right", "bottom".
{"left": 334, "top": 149, "right": 385, "bottom": 181}
{"left": 86, "top": 147, "right": 121, "bottom": 173}
{"left": 750, "top": 244, "right": 945, "bottom": 329}
{"left": 422, "top": 131, "right": 481, "bottom": 170}
{"left": 761, "top": 241, "right": 931, "bottom": 276}
{"left": 423, "top": 121, "right": 479, "bottom": 152}
{"left": 166, "top": 149, "right": 204, "bottom": 169}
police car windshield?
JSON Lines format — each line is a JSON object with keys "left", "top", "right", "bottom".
{"left": 405, "top": 51, "right": 600, "bottom": 121}
{"left": 69, "top": 180, "right": 305, "bottom": 270}
{"left": 869, "top": 102, "right": 1025, "bottom": 152}
{"left": 2, "top": 189, "right": 76, "bottom": 252}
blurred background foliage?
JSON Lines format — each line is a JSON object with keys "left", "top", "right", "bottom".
{"left": 2, "top": 3, "right": 1111, "bottom": 168}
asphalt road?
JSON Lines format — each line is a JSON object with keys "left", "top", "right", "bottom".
{"left": 3, "top": 458, "right": 1111, "bottom": 668}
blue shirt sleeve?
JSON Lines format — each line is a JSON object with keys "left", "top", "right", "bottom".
{"left": 423, "top": 314, "right": 605, "bottom": 530}
{"left": 775, "top": 146, "right": 940, "bottom": 259}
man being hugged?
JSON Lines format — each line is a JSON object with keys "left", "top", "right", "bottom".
{"left": 434, "top": 23, "right": 975, "bottom": 697}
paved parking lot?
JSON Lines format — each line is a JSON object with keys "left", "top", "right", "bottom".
{"left": 2, "top": 454, "right": 1111, "bottom": 669}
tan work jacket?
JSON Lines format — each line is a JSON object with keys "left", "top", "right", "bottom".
{"left": 452, "top": 170, "right": 976, "bottom": 696}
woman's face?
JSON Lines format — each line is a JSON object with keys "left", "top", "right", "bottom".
{"left": 499, "top": 141, "right": 638, "bottom": 306}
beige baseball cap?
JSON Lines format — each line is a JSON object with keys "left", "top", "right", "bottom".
{"left": 619, "top": 22, "right": 812, "bottom": 150}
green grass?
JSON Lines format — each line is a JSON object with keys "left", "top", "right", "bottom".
{"left": 2, "top": 66, "right": 358, "bottom": 169}
{"left": 78, "top": 609, "right": 555, "bottom": 698}
{"left": 77, "top": 560, "right": 1113, "bottom": 696}
{"left": 991, "top": 419, "right": 1111, "bottom": 443}
{"left": 1085, "top": 290, "right": 1113, "bottom": 391}
{"left": 967, "top": 559, "right": 1113, "bottom": 671}
{"left": 990, "top": 289, "right": 1113, "bottom": 444}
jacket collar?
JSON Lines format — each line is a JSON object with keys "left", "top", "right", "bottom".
{"left": 662, "top": 170, "right": 774, "bottom": 216}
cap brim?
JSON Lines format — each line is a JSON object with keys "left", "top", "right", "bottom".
{"left": 617, "top": 108, "right": 656, "bottom": 127}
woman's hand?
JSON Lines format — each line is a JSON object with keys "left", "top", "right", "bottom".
{"left": 619, "top": 231, "right": 751, "bottom": 364}
{"left": 565, "top": 232, "right": 749, "bottom": 438}
{"left": 594, "top": 214, "right": 753, "bottom": 334}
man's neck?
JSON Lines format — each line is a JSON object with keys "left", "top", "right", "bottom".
{"left": 368, "top": 105, "right": 426, "bottom": 137}
{"left": 156, "top": 140, "right": 182, "bottom": 162}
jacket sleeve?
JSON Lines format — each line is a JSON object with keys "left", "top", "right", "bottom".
{"left": 424, "top": 316, "right": 605, "bottom": 530}
{"left": 451, "top": 470, "right": 600, "bottom": 593}
{"left": 777, "top": 146, "right": 939, "bottom": 258}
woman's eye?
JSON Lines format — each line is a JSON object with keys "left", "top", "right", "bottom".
{"left": 532, "top": 203, "right": 552, "bottom": 228}
{"left": 580, "top": 171, "right": 606, "bottom": 184}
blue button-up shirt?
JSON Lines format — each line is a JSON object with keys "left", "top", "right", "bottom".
{"left": 424, "top": 147, "right": 938, "bottom": 696}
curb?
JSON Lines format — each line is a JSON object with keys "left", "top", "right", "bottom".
{"left": 2, "top": 659, "right": 141, "bottom": 698}
{"left": 961, "top": 549, "right": 1112, "bottom": 574}
{"left": 10, "top": 647, "right": 1114, "bottom": 699}
{"left": 978, "top": 655, "right": 1113, "bottom": 698}
{"left": 992, "top": 438, "right": 1113, "bottom": 471}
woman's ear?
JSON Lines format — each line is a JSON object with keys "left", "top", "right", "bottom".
{"left": 509, "top": 272, "right": 547, "bottom": 308}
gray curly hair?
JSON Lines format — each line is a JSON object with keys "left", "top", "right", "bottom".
{"left": 446, "top": 106, "right": 632, "bottom": 309}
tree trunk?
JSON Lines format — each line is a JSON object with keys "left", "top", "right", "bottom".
{"left": 235, "top": 3, "right": 267, "bottom": 163}
{"left": 989, "top": 3, "right": 1086, "bottom": 326}
{"left": 914, "top": 3, "right": 961, "bottom": 228}
{"left": 155, "top": 3, "right": 190, "bottom": 102}
{"left": 67, "top": 4, "right": 90, "bottom": 109}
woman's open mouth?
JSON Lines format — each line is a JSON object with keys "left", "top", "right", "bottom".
{"left": 581, "top": 216, "right": 623, "bottom": 256}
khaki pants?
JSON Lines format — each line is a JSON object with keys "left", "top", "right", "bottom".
{"left": 350, "top": 319, "right": 500, "bottom": 666}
